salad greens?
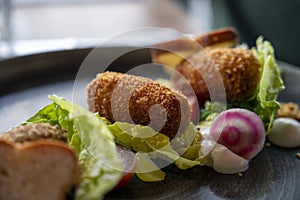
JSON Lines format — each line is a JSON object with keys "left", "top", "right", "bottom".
{"left": 109, "top": 121, "right": 207, "bottom": 181}
{"left": 251, "top": 37, "right": 285, "bottom": 132}
{"left": 200, "top": 37, "right": 285, "bottom": 133}
{"left": 134, "top": 152, "right": 166, "bottom": 182}
{"left": 26, "top": 95, "right": 122, "bottom": 200}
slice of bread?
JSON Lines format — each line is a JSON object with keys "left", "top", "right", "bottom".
{"left": 0, "top": 139, "right": 78, "bottom": 200}
{"left": 150, "top": 27, "right": 239, "bottom": 68}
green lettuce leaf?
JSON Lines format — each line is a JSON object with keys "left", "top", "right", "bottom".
{"left": 108, "top": 121, "right": 207, "bottom": 181}
{"left": 251, "top": 36, "right": 285, "bottom": 133}
{"left": 134, "top": 152, "right": 166, "bottom": 182}
{"left": 26, "top": 95, "right": 122, "bottom": 200}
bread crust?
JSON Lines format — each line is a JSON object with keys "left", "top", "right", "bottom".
{"left": 0, "top": 139, "right": 78, "bottom": 200}
{"left": 151, "top": 27, "right": 239, "bottom": 57}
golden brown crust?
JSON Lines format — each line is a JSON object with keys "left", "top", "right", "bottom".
{"left": 278, "top": 102, "right": 300, "bottom": 120}
{"left": 173, "top": 48, "right": 261, "bottom": 104}
{"left": 86, "top": 71, "right": 191, "bottom": 138}
{"left": 194, "top": 27, "right": 239, "bottom": 49}
{"left": 150, "top": 28, "right": 240, "bottom": 69}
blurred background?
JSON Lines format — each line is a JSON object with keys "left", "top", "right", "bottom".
{"left": 0, "top": 0, "right": 300, "bottom": 65}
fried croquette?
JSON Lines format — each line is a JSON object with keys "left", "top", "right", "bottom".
{"left": 173, "top": 48, "right": 261, "bottom": 105}
{"left": 86, "top": 71, "right": 191, "bottom": 138}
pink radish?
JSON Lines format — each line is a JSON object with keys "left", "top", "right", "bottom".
{"left": 209, "top": 108, "right": 265, "bottom": 160}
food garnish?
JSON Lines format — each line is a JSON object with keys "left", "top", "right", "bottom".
{"left": 209, "top": 108, "right": 266, "bottom": 160}
{"left": 268, "top": 118, "right": 300, "bottom": 148}
{"left": 265, "top": 142, "right": 271, "bottom": 148}
{"left": 206, "top": 142, "right": 249, "bottom": 174}
{"left": 278, "top": 102, "right": 300, "bottom": 120}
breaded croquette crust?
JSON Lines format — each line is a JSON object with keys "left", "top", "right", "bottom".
{"left": 173, "top": 48, "right": 261, "bottom": 104}
{"left": 86, "top": 71, "right": 191, "bottom": 138}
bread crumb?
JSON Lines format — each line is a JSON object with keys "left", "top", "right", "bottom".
{"left": 297, "top": 152, "right": 300, "bottom": 158}
{"left": 278, "top": 102, "right": 300, "bottom": 121}
{"left": 265, "top": 142, "right": 271, "bottom": 148}
{"left": 237, "top": 172, "right": 243, "bottom": 177}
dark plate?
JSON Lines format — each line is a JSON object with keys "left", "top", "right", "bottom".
{"left": 0, "top": 48, "right": 299, "bottom": 200}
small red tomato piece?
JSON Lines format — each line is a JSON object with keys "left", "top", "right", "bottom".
{"left": 114, "top": 145, "right": 136, "bottom": 190}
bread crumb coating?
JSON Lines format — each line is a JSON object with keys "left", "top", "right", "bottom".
{"left": 173, "top": 48, "right": 261, "bottom": 104}
{"left": 86, "top": 71, "right": 191, "bottom": 138}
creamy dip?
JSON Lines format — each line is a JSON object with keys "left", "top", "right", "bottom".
{"left": 201, "top": 138, "right": 249, "bottom": 174}
{"left": 268, "top": 117, "right": 300, "bottom": 148}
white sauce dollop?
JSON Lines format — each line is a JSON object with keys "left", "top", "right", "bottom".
{"left": 210, "top": 143, "right": 249, "bottom": 174}
{"left": 268, "top": 117, "right": 300, "bottom": 148}
{"left": 201, "top": 139, "right": 249, "bottom": 174}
